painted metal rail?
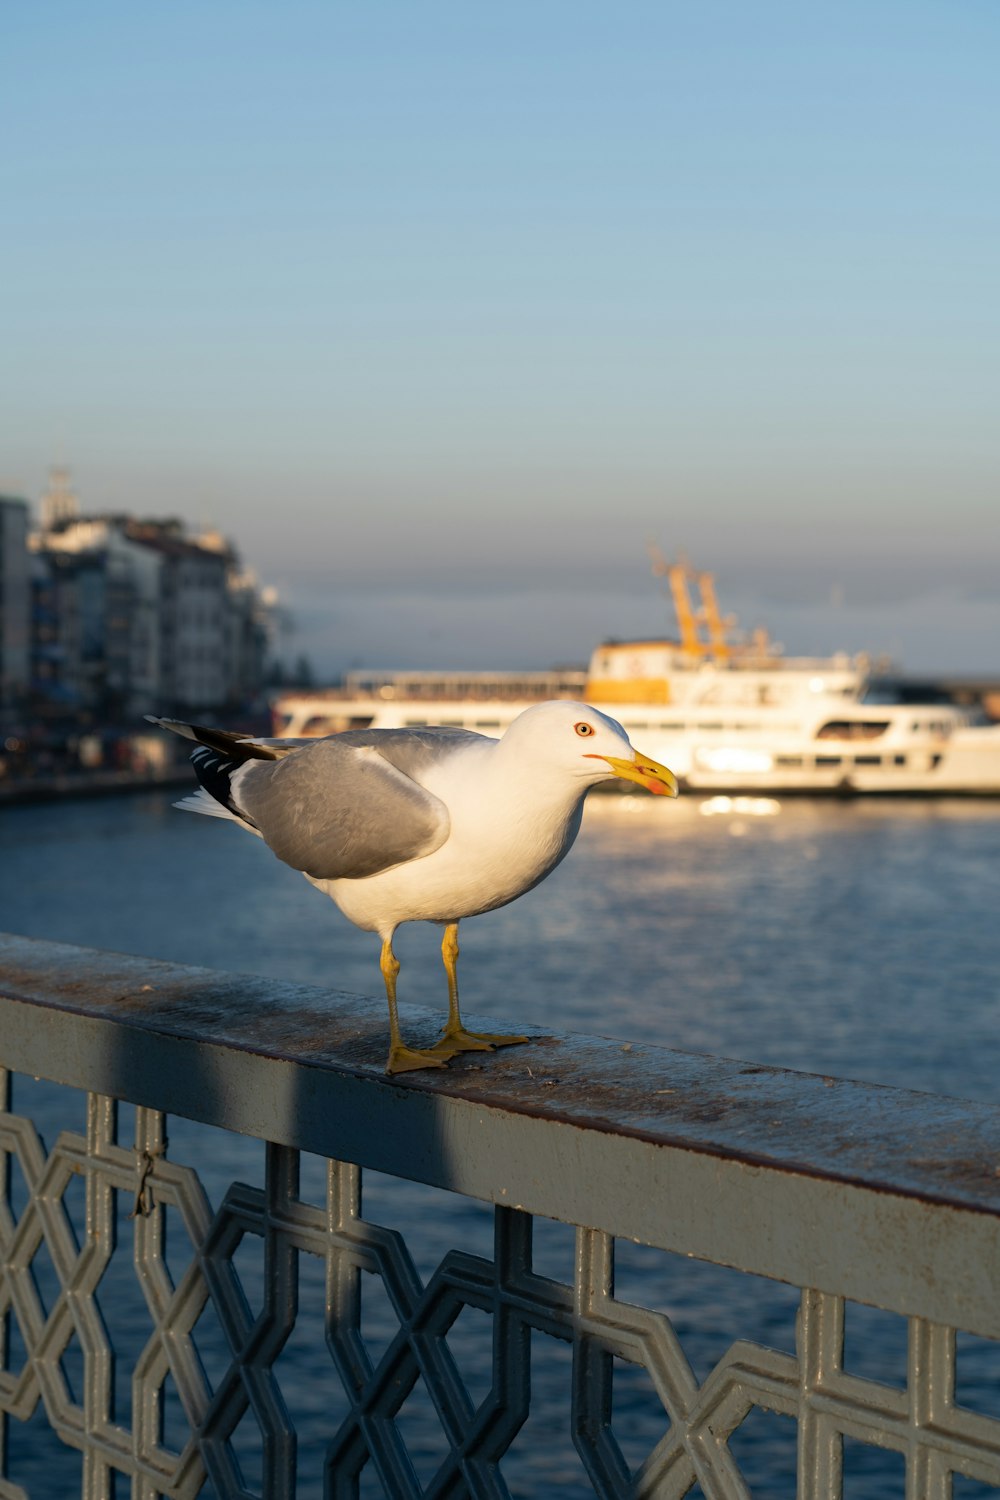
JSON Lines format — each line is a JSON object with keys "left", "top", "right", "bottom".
{"left": 1, "top": 932, "right": 999, "bottom": 1499}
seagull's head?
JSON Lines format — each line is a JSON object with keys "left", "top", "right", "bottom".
{"left": 504, "top": 701, "right": 678, "bottom": 797}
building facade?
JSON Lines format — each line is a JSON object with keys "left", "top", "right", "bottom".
{"left": 30, "top": 494, "right": 279, "bottom": 719}
{"left": 125, "top": 521, "right": 231, "bottom": 711}
{"left": 0, "top": 497, "right": 30, "bottom": 712}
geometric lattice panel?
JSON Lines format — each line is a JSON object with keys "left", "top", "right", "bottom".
{"left": 3, "top": 1065, "right": 1000, "bottom": 1499}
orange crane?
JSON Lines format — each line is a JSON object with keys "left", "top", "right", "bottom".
{"left": 646, "top": 545, "right": 733, "bottom": 662}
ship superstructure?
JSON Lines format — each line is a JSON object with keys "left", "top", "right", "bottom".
{"left": 272, "top": 562, "right": 1000, "bottom": 794}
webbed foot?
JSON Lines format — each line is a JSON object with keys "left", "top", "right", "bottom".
{"left": 431, "top": 1027, "right": 529, "bottom": 1056}
{"left": 386, "top": 1042, "right": 459, "bottom": 1074}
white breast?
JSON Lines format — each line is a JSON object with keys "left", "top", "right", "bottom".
{"left": 315, "top": 739, "right": 588, "bottom": 935}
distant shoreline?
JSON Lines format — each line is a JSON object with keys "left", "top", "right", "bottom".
{"left": 0, "top": 767, "right": 192, "bottom": 806}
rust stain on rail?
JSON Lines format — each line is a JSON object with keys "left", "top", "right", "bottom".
{"left": 2, "top": 932, "right": 1000, "bottom": 1219}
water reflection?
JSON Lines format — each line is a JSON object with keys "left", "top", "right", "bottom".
{"left": 3, "top": 791, "right": 1000, "bottom": 1495}
{"left": 3, "top": 790, "right": 1000, "bottom": 1099}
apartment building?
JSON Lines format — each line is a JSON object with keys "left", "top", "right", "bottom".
{"left": 0, "top": 496, "right": 30, "bottom": 711}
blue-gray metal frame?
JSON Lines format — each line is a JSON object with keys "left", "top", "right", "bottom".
{"left": 2, "top": 934, "right": 999, "bottom": 1498}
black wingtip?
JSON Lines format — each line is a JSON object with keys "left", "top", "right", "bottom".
{"left": 144, "top": 716, "right": 279, "bottom": 762}
{"left": 188, "top": 744, "right": 259, "bottom": 828}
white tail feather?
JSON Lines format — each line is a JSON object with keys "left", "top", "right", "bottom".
{"left": 173, "top": 789, "right": 264, "bottom": 838}
{"left": 173, "top": 790, "right": 240, "bottom": 821}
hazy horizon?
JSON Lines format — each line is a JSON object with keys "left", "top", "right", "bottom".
{"left": 4, "top": 2, "right": 998, "bottom": 677}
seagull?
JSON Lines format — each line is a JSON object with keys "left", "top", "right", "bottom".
{"left": 148, "top": 702, "right": 677, "bottom": 1073}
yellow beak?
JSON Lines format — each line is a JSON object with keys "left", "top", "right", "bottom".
{"left": 586, "top": 749, "right": 679, "bottom": 797}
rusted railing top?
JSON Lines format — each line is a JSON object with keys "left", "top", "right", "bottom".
{"left": 2, "top": 930, "right": 999, "bottom": 1337}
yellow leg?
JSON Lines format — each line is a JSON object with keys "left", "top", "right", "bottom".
{"left": 430, "top": 922, "right": 528, "bottom": 1055}
{"left": 381, "top": 936, "right": 455, "bottom": 1074}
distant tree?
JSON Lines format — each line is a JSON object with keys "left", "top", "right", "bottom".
{"left": 294, "top": 654, "right": 315, "bottom": 687}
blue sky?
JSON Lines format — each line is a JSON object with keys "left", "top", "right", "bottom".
{"left": 3, "top": 1, "right": 999, "bottom": 673}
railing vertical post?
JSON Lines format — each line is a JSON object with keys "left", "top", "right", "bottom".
{"left": 0, "top": 1065, "right": 12, "bottom": 1496}
{"left": 130, "top": 1105, "right": 167, "bottom": 1500}
{"left": 484, "top": 1207, "right": 531, "bottom": 1461}
{"left": 906, "top": 1319, "right": 954, "bottom": 1500}
{"left": 797, "top": 1289, "right": 843, "bottom": 1500}
{"left": 80, "top": 1092, "right": 117, "bottom": 1500}
{"left": 324, "top": 1159, "right": 368, "bottom": 1500}
{"left": 259, "top": 1143, "right": 299, "bottom": 1500}
{"left": 573, "top": 1228, "right": 629, "bottom": 1496}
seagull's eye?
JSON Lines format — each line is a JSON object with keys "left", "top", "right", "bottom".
{"left": 574, "top": 721, "right": 595, "bottom": 737}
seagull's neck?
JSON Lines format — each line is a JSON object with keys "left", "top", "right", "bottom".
{"left": 486, "top": 735, "right": 594, "bottom": 830}
{"left": 424, "top": 735, "right": 591, "bottom": 829}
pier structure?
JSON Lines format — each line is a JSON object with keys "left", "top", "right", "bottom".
{"left": 1, "top": 934, "right": 999, "bottom": 1497}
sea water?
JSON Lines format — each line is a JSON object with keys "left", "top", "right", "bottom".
{"left": 2, "top": 791, "right": 999, "bottom": 1496}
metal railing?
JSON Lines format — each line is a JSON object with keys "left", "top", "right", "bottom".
{"left": 1, "top": 931, "right": 999, "bottom": 1499}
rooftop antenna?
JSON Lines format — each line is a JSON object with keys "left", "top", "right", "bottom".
{"left": 40, "top": 465, "right": 79, "bottom": 531}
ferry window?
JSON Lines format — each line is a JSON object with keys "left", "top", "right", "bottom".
{"left": 303, "top": 715, "right": 338, "bottom": 735}
{"left": 697, "top": 723, "right": 724, "bottom": 732}
{"left": 475, "top": 720, "right": 501, "bottom": 730}
{"left": 657, "top": 723, "right": 684, "bottom": 731}
{"left": 854, "top": 755, "right": 882, "bottom": 766}
{"left": 622, "top": 722, "right": 649, "bottom": 732}
{"left": 816, "top": 721, "right": 889, "bottom": 740}
{"left": 893, "top": 754, "right": 907, "bottom": 766}
{"left": 816, "top": 755, "right": 842, "bottom": 767}
{"left": 775, "top": 755, "right": 803, "bottom": 767}
{"left": 404, "top": 718, "right": 428, "bottom": 726}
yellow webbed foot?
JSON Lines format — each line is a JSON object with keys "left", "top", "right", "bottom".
{"left": 386, "top": 1042, "right": 457, "bottom": 1074}
{"left": 431, "top": 1027, "right": 529, "bottom": 1056}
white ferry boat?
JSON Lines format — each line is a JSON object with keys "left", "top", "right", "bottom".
{"left": 272, "top": 565, "right": 1000, "bottom": 795}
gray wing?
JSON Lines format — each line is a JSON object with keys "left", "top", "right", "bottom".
{"left": 231, "top": 734, "right": 464, "bottom": 880}
{"left": 332, "top": 725, "right": 490, "bottom": 775}
{"left": 248, "top": 725, "right": 490, "bottom": 765}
